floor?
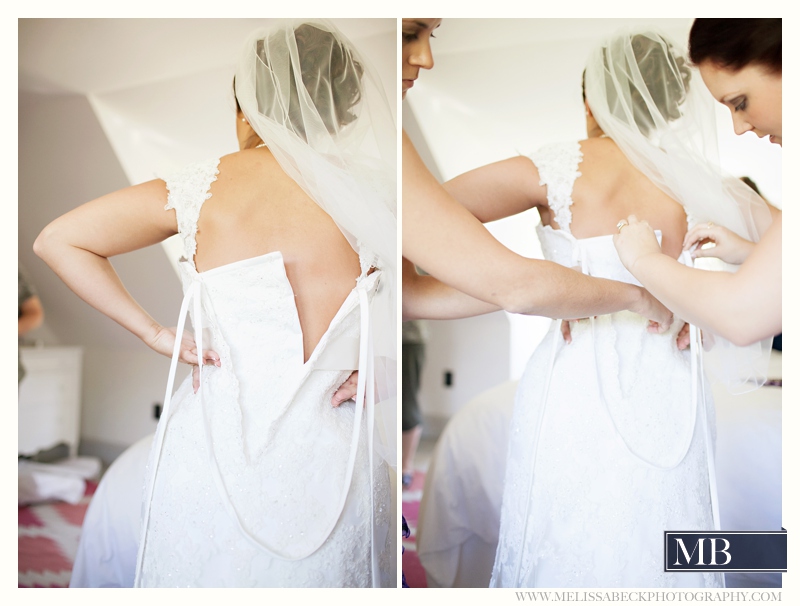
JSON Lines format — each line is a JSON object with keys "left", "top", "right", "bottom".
{"left": 401, "top": 437, "right": 436, "bottom": 589}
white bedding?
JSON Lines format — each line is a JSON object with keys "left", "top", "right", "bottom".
{"left": 417, "top": 353, "right": 782, "bottom": 588}
{"left": 69, "top": 434, "right": 153, "bottom": 588}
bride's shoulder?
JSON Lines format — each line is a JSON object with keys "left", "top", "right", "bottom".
{"left": 529, "top": 140, "right": 580, "bottom": 154}
{"left": 217, "top": 148, "right": 278, "bottom": 173}
{"left": 577, "top": 136, "right": 619, "bottom": 153}
{"left": 528, "top": 140, "right": 583, "bottom": 171}
{"left": 162, "top": 157, "right": 221, "bottom": 187}
{"left": 575, "top": 137, "right": 624, "bottom": 165}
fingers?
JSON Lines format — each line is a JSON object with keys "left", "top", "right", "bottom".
{"left": 181, "top": 347, "right": 199, "bottom": 366}
{"left": 647, "top": 321, "right": 669, "bottom": 334}
{"left": 202, "top": 350, "right": 221, "bottom": 367}
{"left": 560, "top": 320, "right": 572, "bottom": 344}
{"left": 651, "top": 313, "right": 673, "bottom": 334}
{"left": 190, "top": 351, "right": 221, "bottom": 394}
{"left": 691, "top": 246, "right": 711, "bottom": 259}
{"left": 626, "top": 214, "right": 648, "bottom": 228}
{"left": 676, "top": 322, "right": 691, "bottom": 350}
{"left": 331, "top": 387, "right": 356, "bottom": 407}
{"left": 332, "top": 371, "right": 359, "bottom": 407}
{"left": 683, "top": 226, "right": 716, "bottom": 252}
{"left": 182, "top": 348, "right": 220, "bottom": 367}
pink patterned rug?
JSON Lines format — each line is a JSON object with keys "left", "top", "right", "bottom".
{"left": 402, "top": 469, "right": 427, "bottom": 588}
{"left": 19, "top": 481, "right": 97, "bottom": 588}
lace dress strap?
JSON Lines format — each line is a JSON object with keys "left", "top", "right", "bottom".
{"left": 164, "top": 158, "right": 221, "bottom": 269}
{"left": 528, "top": 141, "right": 583, "bottom": 235}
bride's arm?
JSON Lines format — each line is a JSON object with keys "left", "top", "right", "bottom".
{"left": 615, "top": 213, "right": 781, "bottom": 346}
{"left": 402, "top": 131, "right": 672, "bottom": 328}
{"left": 442, "top": 156, "right": 545, "bottom": 223}
{"left": 34, "top": 180, "right": 218, "bottom": 367}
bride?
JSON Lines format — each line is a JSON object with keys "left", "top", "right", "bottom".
{"left": 34, "top": 20, "right": 396, "bottom": 587}
{"left": 407, "top": 29, "right": 772, "bottom": 587}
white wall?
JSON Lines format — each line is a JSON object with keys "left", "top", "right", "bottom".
{"left": 80, "top": 348, "right": 173, "bottom": 445}
{"left": 18, "top": 89, "right": 183, "bottom": 462}
{"left": 417, "top": 313, "right": 510, "bottom": 438}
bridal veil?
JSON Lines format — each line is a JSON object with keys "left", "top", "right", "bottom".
{"left": 584, "top": 30, "right": 774, "bottom": 391}
{"left": 234, "top": 20, "right": 398, "bottom": 463}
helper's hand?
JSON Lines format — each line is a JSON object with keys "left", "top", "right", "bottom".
{"left": 613, "top": 214, "right": 662, "bottom": 274}
{"left": 683, "top": 222, "right": 755, "bottom": 265}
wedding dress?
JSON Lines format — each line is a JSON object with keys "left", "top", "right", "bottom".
{"left": 490, "top": 141, "right": 722, "bottom": 588}
{"left": 134, "top": 158, "right": 392, "bottom": 587}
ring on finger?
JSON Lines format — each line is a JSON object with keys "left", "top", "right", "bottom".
{"left": 616, "top": 219, "right": 629, "bottom": 232}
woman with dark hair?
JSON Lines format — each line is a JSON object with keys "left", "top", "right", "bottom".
{"left": 614, "top": 18, "right": 781, "bottom": 348}
{"left": 35, "top": 20, "right": 395, "bottom": 587}
{"left": 403, "top": 21, "right": 774, "bottom": 587}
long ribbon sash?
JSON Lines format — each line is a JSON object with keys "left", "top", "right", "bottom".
{"left": 134, "top": 275, "right": 378, "bottom": 586}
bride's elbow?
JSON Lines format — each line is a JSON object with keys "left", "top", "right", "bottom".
{"left": 33, "top": 221, "right": 63, "bottom": 263}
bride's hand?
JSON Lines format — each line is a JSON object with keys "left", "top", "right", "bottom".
{"left": 683, "top": 223, "right": 754, "bottom": 265}
{"left": 561, "top": 317, "right": 596, "bottom": 344}
{"left": 332, "top": 371, "right": 359, "bottom": 407}
{"left": 561, "top": 320, "right": 573, "bottom": 344}
{"left": 676, "top": 322, "right": 690, "bottom": 350}
{"left": 145, "top": 326, "right": 220, "bottom": 393}
{"left": 613, "top": 214, "right": 662, "bottom": 274}
{"left": 675, "top": 321, "right": 709, "bottom": 351}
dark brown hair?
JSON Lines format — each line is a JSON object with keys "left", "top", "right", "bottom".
{"left": 583, "top": 34, "right": 691, "bottom": 135}
{"left": 234, "top": 24, "right": 364, "bottom": 136}
{"left": 689, "top": 19, "right": 781, "bottom": 73}
{"left": 292, "top": 23, "right": 364, "bottom": 132}
{"left": 740, "top": 176, "right": 761, "bottom": 195}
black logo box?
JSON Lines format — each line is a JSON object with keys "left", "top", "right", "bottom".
{"left": 664, "top": 529, "right": 787, "bottom": 572}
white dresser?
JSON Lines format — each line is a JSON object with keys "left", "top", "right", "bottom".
{"left": 18, "top": 346, "right": 83, "bottom": 457}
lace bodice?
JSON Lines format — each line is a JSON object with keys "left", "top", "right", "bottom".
{"left": 529, "top": 141, "right": 582, "bottom": 235}
{"left": 532, "top": 141, "right": 661, "bottom": 285}
{"left": 135, "top": 159, "right": 391, "bottom": 587}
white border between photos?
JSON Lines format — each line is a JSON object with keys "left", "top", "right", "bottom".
{"left": 9, "top": 2, "right": 794, "bottom": 604}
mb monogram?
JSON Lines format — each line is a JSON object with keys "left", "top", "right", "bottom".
{"left": 664, "top": 530, "right": 787, "bottom": 573}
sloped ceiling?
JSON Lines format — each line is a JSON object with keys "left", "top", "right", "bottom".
{"left": 19, "top": 18, "right": 396, "bottom": 349}
{"left": 405, "top": 18, "right": 781, "bottom": 204}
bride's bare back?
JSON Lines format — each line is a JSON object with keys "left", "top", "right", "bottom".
{"left": 547, "top": 137, "right": 687, "bottom": 259}
{"left": 444, "top": 135, "right": 688, "bottom": 261}
{"left": 194, "top": 148, "right": 361, "bottom": 362}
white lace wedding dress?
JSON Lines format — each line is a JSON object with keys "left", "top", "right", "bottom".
{"left": 490, "top": 142, "right": 722, "bottom": 588}
{"left": 134, "top": 158, "right": 392, "bottom": 587}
